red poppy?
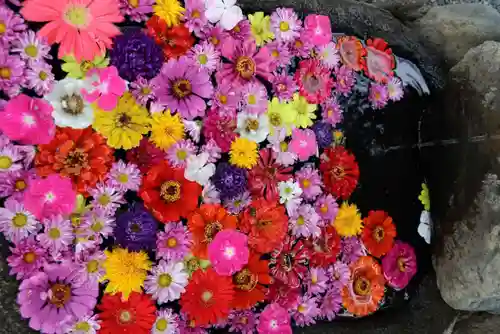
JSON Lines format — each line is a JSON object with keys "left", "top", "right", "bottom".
{"left": 306, "top": 225, "right": 341, "bottom": 268}
{"left": 248, "top": 148, "right": 292, "bottom": 202}
{"left": 269, "top": 235, "right": 309, "bottom": 288}
{"left": 239, "top": 199, "right": 288, "bottom": 254}
{"left": 188, "top": 204, "right": 238, "bottom": 259}
{"left": 361, "top": 210, "right": 396, "bottom": 258}
{"left": 139, "top": 160, "right": 202, "bottom": 223}
{"left": 35, "top": 127, "right": 114, "bottom": 196}
{"left": 232, "top": 252, "right": 272, "bottom": 310}
{"left": 146, "top": 16, "right": 195, "bottom": 59}
{"left": 126, "top": 138, "right": 166, "bottom": 174}
{"left": 266, "top": 280, "right": 301, "bottom": 309}
{"left": 364, "top": 37, "right": 395, "bottom": 83}
{"left": 98, "top": 292, "right": 156, "bottom": 334}
{"left": 180, "top": 268, "right": 234, "bottom": 326}
{"left": 337, "top": 36, "right": 367, "bottom": 72}
{"left": 319, "top": 146, "right": 360, "bottom": 200}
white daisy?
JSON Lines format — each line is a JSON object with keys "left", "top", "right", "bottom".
{"left": 145, "top": 260, "right": 189, "bottom": 304}
{"left": 237, "top": 112, "right": 270, "bottom": 143}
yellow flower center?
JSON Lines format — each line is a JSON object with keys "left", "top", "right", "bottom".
{"left": 295, "top": 39, "right": 303, "bottom": 48}
{"left": 160, "top": 181, "right": 181, "bottom": 203}
{"left": 156, "top": 318, "right": 168, "bottom": 331}
{"left": 15, "top": 179, "right": 27, "bottom": 190}
{"left": 0, "top": 22, "right": 6, "bottom": 34}
{"left": 129, "top": 0, "right": 139, "bottom": 7}
{"left": 271, "top": 50, "right": 279, "bottom": 58}
{"left": 354, "top": 277, "right": 371, "bottom": 296}
{"left": 141, "top": 87, "right": 151, "bottom": 95}
{"left": 198, "top": 54, "right": 208, "bottom": 65}
{"left": 297, "top": 304, "right": 306, "bottom": 313}
{"left": 210, "top": 36, "right": 219, "bottom": 46}
{"left": 98, "top": 194, "right": 110, "bottom": 206}
{"left": 91, "top": 221, "right": 103, "bottom": 233}
{"left": 166, "top": 237, "right": 177, "bottom": 248}
{"left": 87, "top": 260, "right": 99, "bottom": 273}
{"left": 39, "top": 71, "right": 48, "bottom": 81}
{"left": 75, "top": 322, "right": 91, "bottom": 331}
{"left": 48, "top": 228, "right": 61, "bottom": 239}
{"left": 311, "top": 274, "right": 318, "bottom": 284}
{"left": 320, "top": 205, "right": 328, "bottom": 213}
{"left": 279, "top": 21, "right": 290, "bottom": 32}
{"left": 118, "top": 310, "right": 134, "bottom": 324}
{"left": 204, "top": 221, "right": 222, "bottom": 242}
{"left": 269, "top": 112, "right": 282, "bottom": 126}
{"left": 373, "top": 226, "right": 385, "bottom": 242}
{"left": 80, "top": 60, "right": 94, "bottom": 73}
{"left": 12, "top": 213, "right": 28, "bottom": 228}
{"left": 50, "top": 283, "right": 72, "bottom": 308}
{"left": 219, "top": 94, "right": 228, "bottom": 104}
{"left": 280, "top": 141, "right": 288, "bottom": 152}
{"left": 0, "top": 67, "right": 9, "bottom": 79}
{"left": 248, "top": 94, "right": 257, "bottom": 105}
{"left": 302, "top": 179, "right": 311, "bottom": 188}
{"left": 235, "top": 56, "right": 256, "bottom": 79}
{"left": 233, "top": 268, "right": 258, "bottom": 291}
{"left": 176, "top": 150, "right": 187, "bottom": 160}
{"left": 297, "top": 216, "right": 305, "bottom": 226}
{"left": 192, "top": 10, "right": 200, "bottom": 18}
{"left": 245, "top": 119, "right": 260, "bottom": 132}
{"left": 397, "top": 257, "right": 407, "bottom": 272}
{"left": 201, "top": 290, "right": 213, "bottom": 303}
{"left": 118, "top": 173, "right": 129, "bottom": 184}
{"left": 23, "top": 252, "right": 36, "bottom": 264}
{"left": 158, "top": 273, "right": 172, "bottom": 287}
{"left": 64, "top": 5, "right": 89, "bottom": 27}
{"left": 24, "top": 44, "right": 38, "bottom": 58}
{"left": 232, "top": 25, "right": 241, "bottom": 33}
{"left": 172, "top": 79, "right": 192, "bottom": 98}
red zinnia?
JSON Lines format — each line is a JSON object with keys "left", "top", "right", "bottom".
{"left": 248, "top": 148, "right": 292, "bottom": 202}
{"left": 307, "top": 225, "right": 341, "bottom": 268}
{"left": 180, "top": 268, "right": 235, "bottom": 326}
{"left": 146, "top": 16, "right": 195, "bottom": 59}
{"left": 139, "top": 160, "right": 202, "bottom": 223}
{"left": 361, "top": 210, "right": 397, "bottom": 258}
{"left": 239, "top": 199, "right": 288, "bottom": 254}
{"left": 364, "top": 37, "right": 395, "bottom": 83}
{"left": 267, "top": 280, "right": 301, "bottom": 309}
{"left": 98, "top": 292, "right": 156, "bottom": 334}
{"left": 126, "top": 138, "right": 166, "bottom": 173}
{"left": 232, "top": 252, "right": 272, "bottom": 310}
{"left": 294, "top": 59, "right": 334, "bottom": 104}
{"left": 320, "top": 146, "right": 360, "bottom": 200}
{"left": 270, "top": 235, "right": 309, "bottom": 288}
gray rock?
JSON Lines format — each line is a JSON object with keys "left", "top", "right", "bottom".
{"left": 452, "top": 313, "right": 500, "bottom": 334}
{"left": 415, "top": 4, "right": 500, "bottom": 66}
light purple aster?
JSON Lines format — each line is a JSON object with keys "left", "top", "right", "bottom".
{"left": 130, "top": 75, "right": 156, "bottom": 106}
{"left": 88, "top": 183, "right": 125, "bottom": 215}
{"left": 320, "top": 287, "right": 342, "bottom": 321}
{"left": 81, "top": 207, "right": 116, "bottom": 239}
{"left": 0, "top": 6, "right": 26, "bottom": 44}
{"left": 240, "top": 81, "right": 268, "bottom": 115}
{"left": 291, "top": 295, "right": 320, "bottom": 327}
{"left": 61, "top": 314, "right": 100, "bottom": 334}
{"left": 17, "top": 263, "right": 99, "bottom": 334}
{"left": 188, "top": 40, "right": 220, "bottom": 73}
{"left": 36, "top": 215, "right": 73, "bottom": 255}
{"left": 0, "top": 168, "right": 35, "bottom": 200}
{"left": 327, "top": 260, "right": 351, "bottom": 290}
{"left": 152, "top": 56, "right": 214, "bottom": 120}
{"left": 321, "top": 96, "right": 343, "bottom": 126}
{"left": 267, "top": 40, "right": 292, "bottom": 69}
{"left": 317, "top": 42, "right": 340, "bottom": 69}
{"left": 11, "top": 30, "right": 52, "bottom": 64}
{"left": 0, "top": 50, "right": 24, "bottom": 97}
{"left": 156, "top": 222, "right": 192, "bottom": 262}
{"left": 223, "top": 190, "right": 251, "bottom": 214}
{"left": 184, "top": 0, "right": 208, "bottom": 37}
{"left": 314, "top": 194, "right": 339, "bottom": 223}
{"left": 0, "top": 144, "right": 25, "bottom": 174}
{"left": 270, "top": 8, "right": 302, "bottom": 42}
{"left": 25, "top": 61, "right": 55, "bottom": 96}
{"left": 202, "top": 181, "right": 221, "bottom": 204}
{"left": 7, "top": 236, "right": 46, "bottom": 280}
{"left": 387, "top": 77, "right": 404, "bottom": 102}
{"left": 267, "top": 127, "right": 297, "bottom": 166}
{"left": 178, "top": 312, "right": 208, "bottom": 334}
{"left": 153, "top": 309, "right": 179, "bottom": 334}
{"left": 295, "top": 164, "right": 323, "bottom": 200}
{"left": 228, "top": 310, "right": 257, "bottom": 334}
{"left": 144, "top": 260, "right": 189, "bottom": 304}
{"left": 0, "top": 198, "right": 38, "bottom": 243}
{"left": 290, "top": 34, "right": 313, "bottom": 58}
{"left": 119, "top": 0, "right": 154, "bottom": 22}
{"left": 290, "top": 203, "right": 321, "bottom": 238}
{"left": 183, "top": 119, "right": 202, "bottom": 143}
{"left": 222, "top": 19, "right": 252, "bottom": 43}
{"left": 341, "top": 237, "right": 366, "bottom": 264}
{"left": 201, "top": 138, "right": 222, "bottom": 163}
{"left": 306, "top": 267, "right": 329, "bottom": 295}
{"left": 334, "top": 65, "right": 356, "bottom": 96}
{"left": 369, "top": 82, "right": 390, "bottom": 109}
{"left": 75, "top": 250, "right": 106, "bottom": 284}
{"left": 107, "top": 160, "right": 142, "bottom": 192}
{"left": 211, "top": 82, "right": 240, "bottom": 115}
{"left": 167, "top": 139, "right": 197, "bottom": 168}
{"left": 271, "top": 72, "right": 298, "bottom": 102}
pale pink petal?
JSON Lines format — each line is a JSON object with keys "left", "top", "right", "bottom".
{"left": 220, "top": 6, "right": 243, "bottom": 30}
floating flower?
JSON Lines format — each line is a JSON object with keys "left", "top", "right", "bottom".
{"left": 153, "top": 0, "right": 185, "bottom": 27}
{"left": 265, "top": 97, "right": 296, "bottom": 136}
{"left": 188, "top": 40, "right": 220, "bottom": 73}
{"left": 82, "top": 66, "right": 127, "bottom": 111}
{"left": 320, "top": 287, "right": 342, "bottom": 320}
{"left": 25, "top": 61, "right": 55, "bottom": 96}
{"left": 61, "top": 53, "right": 109, "bottom": 79}
{"left": 289, "top": 128, "right": 317, "bottom": 161}
{"left": 270, "top": 235, "right": 309, "bottom": 288}
{"left": 20, "top": 0, "right": 124, "bottom": 61}
{"left": 295, "top": 59, "right": 333, "bottom": 104}
{"left": 342, "top": 256, "right": 385, "bottom": 317}
{"left": 0, "top": 199, "right": 37, "bottom": 244}
{"left": 115, "top": 204, "right": 158, "bottom": 251}
{"left": 320, "top": 146, "right": 360, "bottom": 200}
{"left": 157, "top": 222, "right": 192, "bottom": 261}
{"left": 7, "top": 237, "right": 46, "bottom": 280}
{"left": 303, "top": 14, "right": 331, "bottom": 46}
{"left": 232, "top": 252, "right": 271, "bottom": 310}
{"left": 102, "top": 247, "right": 152, "bottom": 300}
{"left": 382, "top": 241, "right": 417, "bottom": 290}
{"left": 152, "top": 308, "right": 179, "bottom": 334}
{"left": 365, "top": 37, "right": 395, "bottom": 83}
{"left": 321, "top": 96, "right": 343, "bottom": 126}
{"left": 11, "top": 30, "right": 51, "bottom": 64}
{"left": 388, "top": 77, "right": 404, "bottom": 102}
{"left": 341, "top": 236, "right": 365, "bottom": 264}
{"left": 308, "top": 226, "right": 341, "bottom": 268}
{"left": 0, "top": 51, "right": 24, "bottom": 97}
{"left": 98, "top": 292, "right": 156, "bottom": 334}
{"left": 337, "top": 36, "right": 366, "bottom": 72}
{"left": 223, "top": 16, "right": 252, "bottom": 43}
{"left": 271, "top": 72, "right": 297, "bottom": 102}
{"left": 119, "top": 0, "right": 154, "bottom": 22}
{"left": 267, "top": 128, "right": 297, "bottom": 166}
{"left": 180, "top": 268, "right": 235, "bottom": 326}
{"left": 147, "top": 17, "right": 195, "bottom": 59}
{"left": 248, "top": 12, "right": 274, "bottom": 46}
{"left": 334, "top": 65, "right": 356, "bottom": 96}
{"left": 257, "top": 303, "right": 292, "bottom": 334}
{"left": 314, "top": 194, "right": 339, "bottom": 222}
{"left": 0, "top": 6, "right": 26, "bottom": 44}
{"left": 362, "top": 210, "right": 397, "bottom": 258}
{"left": 334, "top": 202, "right": 362, "bottom": 237}
{"left": 328, "top": 260, "right": 351, "bottom": 290}
{"left": 228, "top": 310, "right": 257, "bottom": 333}
{"left": 317, "top": 41, "right": 340, "bottom": 68}
{"left": 211, "top": 83, "right": 240, "bottom": 115}
{"left": 291, "top": 295, "right": 320, "bottom": 327}
{"left": 145, "top": 260, "right": 189, "bottom": 303}
{"left": 291, "top": 93, "right": 317, "bottom": 128}
{"left": 0, "top": 145, "right": 25, "bottom": 175}
{"left": 184, "top": 0, "right": 207, "bottom": 37}
{"left": 205, "top": 0, "right": 244, "bottom": 30}
{"left": 369, "top": 83, "right": 390, "bottom": 109}
{"left": 290, "top": 203, "right": 321, "bottom": 238}
{"left": 270, "top": 7, "right": 301, "bottom": 42}
{"left": 306, "top": 267, "right": 329, "bottom": 295}
{"left": 0, "top": 169, "right": 35, "bottom": 201}
{"left": 184, "top": 119, "right": 202, "bottom": 143}
{"left": 208, "top": 229, "right": 249, "bottom": 276}
{"left": 150, "top": 111, "right": 185, "bottom": 151}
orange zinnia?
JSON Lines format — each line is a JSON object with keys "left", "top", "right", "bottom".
{"left": 232, "top": 252, "right": 272, "bottom": 310}
{"left": 361, "top": 210, "right": 397, "bottom": 258}
{"left": 188, "top": 204, "right": 238, "bottom": 259}
{"left": 35, "top": 127, "right": 114, "bottom": 195}
{"left": 342, "top": 256, "right": 385, "bottom": 317}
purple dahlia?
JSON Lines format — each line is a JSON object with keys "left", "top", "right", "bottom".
{"left": 115, "top": 203, "right": 158, "bottom": 251}
{"left": 212, "top": 163, "right": 248, "bottom": 200}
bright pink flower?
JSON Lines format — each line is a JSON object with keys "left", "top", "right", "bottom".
{"left": 257, "top": 303, "right": 292, "bottom": 334}
{"left": 289, "top": 128, "right": 317, "bottom": 161}
{"left": 303, "top": 15, "right": 331, "bottom": 46}
{"left": 0, "top": 94, "right": 55, "bottom": 145}
{"left": 202, "top": 108, "right": 238, "bottom": 152}
{"left": 295, "top": 59, "right": 334, "bottom": 104}
{"left": 208, "top": 229, "right": 249, "bottom": 276}
{"left": 23, "top": 174, "right": 76, "bottom": 220}
{"left": 382, "top": 241, "right": 417, "bottom": 290}
{"left": 82, "top": 66, "right": 127, "bottom": 111}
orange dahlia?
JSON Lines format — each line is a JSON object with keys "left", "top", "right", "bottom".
{"left": 188, "top": 204, "right": 238, "bottom": 259}
{"left": 342, "top": 256, "right": 385, "bottom": 317}
{"left": 232, "top": 252, "right": 272, "bottom": 310}
{"left": 180, "top": 268, "right": 234, "bottom": 326}
{"left": 35, "top": 127, "right": 114, "bottom": 195}
{"left": 239, "top": 199, "right": 288, "bottom": 254}
{"left": 361, "top": 210, "right": 397, "bottom": 258}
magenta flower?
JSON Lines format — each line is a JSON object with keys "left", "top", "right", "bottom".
{"left": 341, "top": 237, "right": 366, "bottom": 264}
{"left": 130, "top": 75, "right": 157, "bottom": 106}
{"left": 303, "top": 15, "right": 332, "bottom": 46}
{"left": 320, "top": 287, "right": 342, "bottom": 320}
{"left": 25, "top": 61, "right": 55, "bottom": 96}
{"left": 156, "top": 222, "right": 192, "bottom": 262}
{"left": 202, "top": 25, "right": 225, "bottom": 50}
{"left": 327, "top": 260, "right": 351, "bottom": 290}
{"left": 7, "top": 237, "right": 46, "bottom": 280}
{"left": 82, "top": 66, "right": 127, "bottom": 111}
{"left": 119, "top": 0, "right": 154, "bottom": 22}
{"left": 0, "top": 198, "right": 38, "bottom": 243}
{"left": 315, "top": 194, "right": 339, "bottom": 222}
{"left": 334, "top": 65, "right": 356, "bottom": 96}
{"left": 188, "top": 40, "right": 221, "bottom": 73}
{"left": 0, "top": 6, "right": 26, "bottom": 44}
{"left": 267, "top": 40, "right": 292, "bottom": 69}
{"left": 257, "top": 303, "right": 292, "bottom": 334}
{"left": 289, "top": 128, "right": 317, "bottom": 161}
{"left": 228, "top": 310, "right": 257, "bottom": 334}
{"left": 290, "top": 34, "right": 313, "bottom": 58}
{"left": 17, "top": 263, "right": 98, "bottom": 334}
{"left": 296, "top": 164, "right": 323, "bottom": 200}
{"left": 290, "top": 203, "right": 321, "bottom": 238}
{"left": 167, "top": 139, "right": 197, "bottom": 168}
{"left": 107, "top": 160, "right": 142, "bottom": 192}
{"left": 240, "top": 81, "right": 268, "bottom": 115}
{"left": 202, "top": 108, "right": 237, "bottom": 152}
{"left": 271, "top": 72, "right": 297, "bottom": 102}
{"left": 270, "top": 8, "right": 301, "bottom": 42}
{"left": 208, "top": 229, "right": 249, "bottom": 276}
{"left": 184, "top": 0, "right": 208, "bottom": 37}
{"left": 0, "top": 169, "right": 35, "bottom": 201}
{"left": 306, "top": 267, "right": 329, "bottom": 295}
{"left": 88, "top": 183, "right": 125, "bottom": 216}
{"left": 37, "top": 215, "right": 73, "bottom": 254}
{"left": 0, "top": 51, "right": 25, "bottom": 97}
{"left": 321, "top": 96, "right": 343, "bottom": 126}
{"left": 152, "top": 56, "right": 214, "bottom": 120}
{"left": 211, "top": 82, "right": 240, "bottom": 114}
{"left": 382, "top": 241, "right": 417, "bottom": 290}
{"left": 369, "top": 83, "right": 390, "bottom": 109}
{"left": 291, "top": 295, "right": 320, "bottom": 327}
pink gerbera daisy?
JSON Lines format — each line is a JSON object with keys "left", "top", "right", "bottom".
{"left": 36, "top": 214, "right": 73, "bottom": 254}
{"left": 240, "top": 81, "right": 268, "bottom": 115}
{"left": 257, "top": 303, "right": 292, "bottom": 334}
{"left": 156, "top": 222, "right": 192, "bottom": 262}
{"left": 0, "top": 198, "right": 38, "bottom": 243}
{"left": 289, "top": 128, "right": 317, "bottom": 161}
{"left": 295, "top": 59, "right": 334, "bottom": 104}
{"left": 21, "top": 0, "right": 124, "bottom": 61}
{"left": 167, "top": 139, "right": 197, "bottom": 168}
{"left": 270, "top": 8, "right": 301, "bottom": 42}
{"left": 107, "top": 160, "right": 142, "bottom": 192}
{"left": 208, "top": 229, "right": 249, "bottom": 276}
{"left": 7, "top": 237, "right": 47, "bottom": 280}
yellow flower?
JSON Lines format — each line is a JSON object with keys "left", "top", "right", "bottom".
{"left": 291, "top": 93, "right": 317, "bottom": 128}
{"left": 419, "top": 183, "right": 430, "bottom": 211}
{"left": 102, "top": 248, "right": 152, "bottom": 300}
{"left": 248, "top": 12, "right": 274, "bottom": 46}
{"left": 70, "top": 194, "right": 88, "bottom": 228}
{"left": 93, "top": 92, "right": 150, "bottom": 150}
{"left": 230, "top": 137, "right": 259, "bottom": 169}
{"left": 150, "top": 111, "right": 185, "bottom": 150}
{"left": 266, "top": 97, "right": 297, "bottom": 135}
{"left": 153, "top": 0, "right": 185, "bottom": 27}
{"left": 61, "top": 54, "right": 109, "bottom": 79}
{"left": 333, "top": 202, "right": 363, "bottom": 237}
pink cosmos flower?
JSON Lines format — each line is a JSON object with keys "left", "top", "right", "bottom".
{"left": 382, "top": 241, "right": 417, "bottom": 290}
{"left": 303, "top": 15, "right": 332, "bottom": 46}
{"left": 290, "top": 203, "right": 321, "bottom": 238}
{"left": 289, "top": 128, "right": 317, "bottom": 161}
{"left": 315, "top": 194, "right": 339, "bottom": 222}
{"left": 208, "top": 229, "right": 249, "bottom": 276}
{"left": 240, "top": 81, "right": 268, "bottom": 115}
{"left": 23, "top": 174, "right": 76, "bottom": 220}
{"left": 270, "top": 8, "right": 301, "bottom": 42}
{"left": 369, "top": 83, "right": 390, "bottom": 109}
{"left": 82, "top": 66, "right": 127, "bottom": 111}
{"left": 257, "top": 303, "right": 292, "bottom": 334}
{"left": 0, "top": 198, "right": 38, "bottom": 244}
{"left": 7, "top": 237, "right": 47, "bottom": 280}
{"left": 291, "top": 295, "right": 320, "bottom": 327}
{"left": 36, "top": 215, "right": 73, "bottom": 254}
{"left": 0, "top": 94, "right": 55, "bottom": 145}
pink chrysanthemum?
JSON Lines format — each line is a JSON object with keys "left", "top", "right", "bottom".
{"left": 296, "top": 164, "right": 323, "bottom": 200}
{"left": 289, "top": 128, "right": 317, "bottom": 161}
{"left": 7, "top": 237, "right": 46, "bottom": 280}
{"left": 295, "top": 59, "right": 333, "bottom": 104}
{"left": 119, "top": 0, "right": 154, "bottom": 22}
{"left": 388, "top": 77, "right": 404, "bottom": 102}
{"left": 0, "top": 198, "right": 38, "bottom": 243}
{"left": 184, "top": 0, "right": 208, "bottom": 37}
{"left": 130, "top": 75, "right": 157, "bottom": 106}
{"left": 208, "top": 229, "right": 249, "bottom": 276}
{"left": 382, "top": 241, "right": 417, "bottom": 290}
{"left": 291, "top": 295, "right": 320, "bottom": 327}
{"left": 334, "top": 65, "right": 356, "bottom": 96}
{"left": 81, "top": 208, "right": 116, "bottom": 239}
{"left": 257, "top": 303, "right": 292, "bottom": 334}
{"left": 267, "top": 128, "right": 297, "bottom": 166}
{"left": 88, "top": 183, "right": 125, "bottom": 215}
{"left": 23, "top": 174, "right": 76, "bottom": 220}
{"left": 211, "top": 83, "right": 240, "bottom": 114}
{"left": 0, "top": 51, "right": 25, "bottom": 97}
{"left": 266, "top": 40, "right": 292, "bottom": 69}
{"left": 320, "top": 287, "right": 342, "bottom": 320}
{"left": 328, "top": 260, "right": 351, "bottom": 290}
{"left": 315, "top": 194, "right": 339, "bottom": 222}
{"left": 201, "top": 139, "right": 222, "bottom": 163}
{"left": 188, "top": 40, "right": 221, "bottom": 73}
{"left": 0, "top": 169, "right": 35, "bottom": 200}
{"left": 107, "top": 160, "right": 142, "bottom": 192}
{"left": 76, "top": 250, "right": 106, "bottom": 284}
{"left": 369, "top": 83, "right": 390, "bottom": 109}
{"left": 306, "top": 267, "right": 329, "bottom": 295}
{"left": 317, "top": 42, "right": 340, "bottom": 69}
{"left": 240, "top": 81, "right": 268, "bottom": 115}
{"left": 0, "top": 145, "right": 23, "bottom": 174}
{"left": 290, "top": 203, "right": 321, "bottom": 238}
{"left": 202, "top": 25, "right": 225, "bottom": 50}
{"left": 167, "top": 139, "right": 197, "bottom": 168}
{"left": 36, "top": 215, "right": 73, "bottom": 254}
{"left": 25, "top": 61, "right": 55, "bottom": 96}
{"left": 11, "top": 30, "right": 51, "bottom": 64}
{"left": 156, "top": 222, "right": 193, "bottom": 262}
{"left": 290, "top": 34, "right": 313, "bottom": 58}
{"left": 321, "top": 96, "right": 343, "bottom": 126}
{"left": 203, "top": 108, "right": 238, "bottom": 152}
{"left": 0, "top": 6, "right": 26, "bottom": 44}
{"left": 270, "top": 8, "right": 301, "bottom": 42}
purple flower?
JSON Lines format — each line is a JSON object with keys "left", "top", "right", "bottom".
{"left": 119, "top": 0, "right": 154, "bottom": 22}
{"left": 320, "top": 287, "right": 342, "bottom": 320}
{"left": 314, "top": 194, "right": 339, "bottom": 222}
{"left": 153, "top": 56, "right": 214, "bottom": 120}
{"left": 0, "top": 169, "right": 35, "bottom": 200}
{"left": 202, "top": 25, "right": 225, "bottom": 50}
{"left": 25, "top": 61, "right": 55, "bottom": 96}
{"left": 202, "top": 182, "right": 221, "bottom": 204}
{"left": 11, "top": 31, "right": 51, "bottom": 64}
{"left": 306, "top": 267, "right": 329, "bottom": 295}
{"left": 17, "top": 263, "right": 98, "bottom": 334}
{"left": 37, "top": 215, "right": 73, "bottom": 254}
{"left": 178, "top": 312, "right": 208, "bottom": 334}
{"left": 0, "top": 6, "right": 26, "bottom": 45}
{"left": 7, "top": 237, "right": 46, "bottom": 280}
{"left": 271, "top": 72, "right": 298, "bottom": 102}
{"left": 0, "top": 198, "right": 38, "bottom": 243}
{"left": 81, "top": 208, "right": 116, "bottom": 239}
{"left": 240, "top": 81, "right": 268, "bottom": 115}
{"left": 295, "top": 164, "right": 323, "bottom": 200}
{"left": 341, "top": 237, "right": 365, "bottom": 264}
{"left": 228, "top": 310, "right": 257, "bottom": 334}
{"left": 211, "top": 82, "right": 240, "bottom": 114}
{"left": 312, "top": 121, "right": 334, "bottom": 148}
{"left": 108, "top": 160, "right": 142, "bottom": 192}
{"left": 184, "top": 0, "right": 208, "bottom": 37}
{"left": 212, "top": 163, "right": 248, "bottom": 200}
{"left": 115, "top": 203, "right": 158, "bottom": 251}
{"left": 369, "top": 83, "right": 390, "bottom": 109}
{"left": 223, "top": 19, "right": 252, "bottom": 43}
{"left": 290, "top": 203, "right": 321, "bottom": 238}
{"left": 0, "top": 51, "right": 24, "bottom": 97}
{"left": 291, "top": 295, "right": 320, "bottom": 327}
{"left": 223, "top": 191, "right": 251, "bottom": 214}
{"left": 167, "top": 139, "right": 197, "bottom": 168}
{"left": 267, "top": 40, "right": 292, "bottom": 69}
{"left": 388, "top": 77, "right": 404, "bottom": 101}
{"left": 290, "top": 34, "right": 313, "bottom": 58}
{"left": 130, "top": 75, "right": 156, "bottom": 106}
{"left": 382, "top": 241, "right": 417, "bottom": 290}
{"left": 88, "top": 183, "right": 125, "bottom": 215}
{"left": 270, "top": 8, "right": 302, "bottom": 42}
{"left": 188, "top": 40, "right": 221, "bottom": 73}
{"left": 327, "top": 260, "right": 351, "bottom": 289}
{"left": 334, "top": 65, "right": 356, "bottom": 96}
{"left": 110, "top": 29, "right": 164, "bottom": 82}
{"left": 156, "top": 222, "right": 192, "bottom": 262}
{"left": 201, "top": 139, "right": 222, "bottom": 163}
{"left": 321, "top": 96, "right": 343, "bottom": 126}
{"left": 75, "top": 250, "right": 106, "bottom": 284}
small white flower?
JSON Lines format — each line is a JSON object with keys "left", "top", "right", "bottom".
{"left": 279, "top": 179, "right": 303, "bottom": 203}
{"left": 204, "top": 0, "right": 244, "bottom": 30}
{"left": 145, "top": 260, "right": 189, "bottom": 304}
{"left": 185, "top": 153, "right": 216, "bottom": 186}
{"left": 418, "top": 210, "right": 432, "bottom": 244}
{"left": 183, "top": 119, "right": 202, "bottom": 143}
{"left": 237, "top": 112, "right": 270, "bottom": 143}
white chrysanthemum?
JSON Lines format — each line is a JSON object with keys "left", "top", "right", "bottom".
{"left": 145, "top": 260, "right": 189, "bottom": 304}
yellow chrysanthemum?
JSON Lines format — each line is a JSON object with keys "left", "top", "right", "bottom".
{"left": 266, "top": 97, "right": 297, "bottom": 135}
{"left": 61, "top": 53, "right": 109, "bottom": 79}
{"left": 230, "top": 137, "right": 259, "bottom": 169}
{"left": 153, "top": 0, "right": 185, "bottom": 27}
{"left": 150, "top": 111, "right": 185, "bottom": 150}
{"left": 102, "top": 248, "right": 152, "bottom": 300}
{"left": 93, "top": 92, "right": 150, "bottom": 150}
{"left": 419, "top": 183, "right": 430, "bottom": 211}
{"left": 291, "top": 93, "right": 317, "bottom": 128}
{"left": 248, "top": 12, "right": 275, "bottom": 46}
{"left": 333, "top": 202, "right": 363, "bottom": 237}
